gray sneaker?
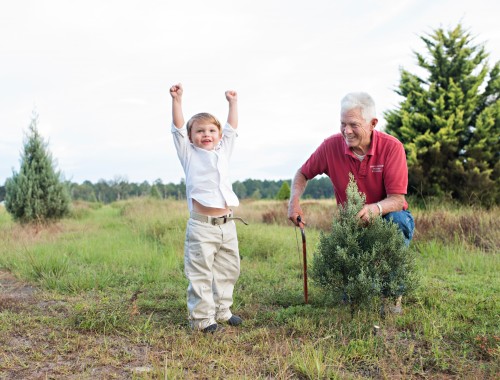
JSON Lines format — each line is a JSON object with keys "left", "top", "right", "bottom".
{"left": 202, "top": 323, "right": 219, "bottom": 333}
{"left": 227, "top": 315, "right": 243, "bottom": 326}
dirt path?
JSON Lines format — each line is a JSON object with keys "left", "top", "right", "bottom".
{"left": 0, "top": 269, "right": 37, "bottom": 306}
{"left": 0, "top": 270, "right": 161, "bottom": 379}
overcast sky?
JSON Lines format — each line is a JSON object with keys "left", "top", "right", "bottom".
{"left": 1, "top": 0, "right": 499, "bottom": 185}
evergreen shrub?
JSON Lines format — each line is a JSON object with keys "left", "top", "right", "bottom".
{"left": 5, "top": 112, "right": 71, "bottom": 224}
{"left": 384, "top": 24, "right": 500, "bottom": 206}
{"left": 276, "top": 181, "right": 291, "bottom": 200}
{"left": 312, "top": 174, "right": 419, "bottom": 310}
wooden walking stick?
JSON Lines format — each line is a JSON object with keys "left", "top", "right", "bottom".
{"left": 297, "top": 215, "right": 308, "bottom": 304}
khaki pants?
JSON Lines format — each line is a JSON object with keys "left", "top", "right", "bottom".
{"left": 184, "top": 218, "right": 240, "bottom": 330}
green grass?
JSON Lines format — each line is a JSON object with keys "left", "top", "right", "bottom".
{"left": 0, "top": 199, "right": 499, "bottom": 379}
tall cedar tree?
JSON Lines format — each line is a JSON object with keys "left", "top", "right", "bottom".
{"left": 312, "top": 174, "right": 418, "bottom": 310}
{"left": 384, "top": 24, "right": 500, "bottom": 206}
{"left": 5, "top": 112, "right": 70, "bottom": 224}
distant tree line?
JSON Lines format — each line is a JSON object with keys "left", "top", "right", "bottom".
{"left": 232, "top": 177, "right": 332, "bottom": 200}
{"left": 0, "top": 176, "right": 333, "bottom": 204}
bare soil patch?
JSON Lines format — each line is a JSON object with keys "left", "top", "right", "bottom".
{"left": 0, "top": 269, "right": 37, "bottom": 309}
{"left": 0, "top": 270, "right": 156, "bottom": 379}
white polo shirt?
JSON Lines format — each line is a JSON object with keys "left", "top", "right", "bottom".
{"left": 172, "top": 122, "right": 239, "bottom": 212}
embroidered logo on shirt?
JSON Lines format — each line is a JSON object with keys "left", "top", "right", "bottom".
{"left": 371, "top": 165, "right": 384, "bottom": 173}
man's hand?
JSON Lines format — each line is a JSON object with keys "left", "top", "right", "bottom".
{"left": 289, "top": 213, "right": 306, "bottom": 228}
{"left": 288, "top": 202, "right": 306, "bottom": 228}
{"left": 356, "top": 204, "right": 379, "bottom": 224}
{"left": 357, "top": 195, "right": 404, "bottom": 224}
{"left": 170, "top": 83, "right": 183, "bottom": 99}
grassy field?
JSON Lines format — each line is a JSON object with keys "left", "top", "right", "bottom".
{"left": 0, "top": 198, "right": 498, "bottom": 379}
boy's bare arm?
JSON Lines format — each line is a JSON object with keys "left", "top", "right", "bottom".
{"left": 225, "top": 90, "right": 238, "bottom": 129}
{"left": 170, "top": 83, "right": 185, "bottom": 129}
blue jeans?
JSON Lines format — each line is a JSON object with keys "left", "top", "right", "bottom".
{"left": 383, "top": 210, "right": 414, "bottom": 246}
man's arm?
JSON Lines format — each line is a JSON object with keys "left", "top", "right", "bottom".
{"left": 357, "top": 194, "right": 406, "bottom": 222}
{"left": 288, "top": 169, "right": 309, "bottom": 227}
{"left": 225, "top": 90, "right": 238, "bottom": 129}
{"left": 170, "top": 83, "right": 184, "bottom": 129}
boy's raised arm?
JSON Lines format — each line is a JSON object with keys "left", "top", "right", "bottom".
{"left": 225, "top": 90, "right": 238, "bottom": 129}
{"left": 170, "top": 83, "right": 185, "bottom": 129}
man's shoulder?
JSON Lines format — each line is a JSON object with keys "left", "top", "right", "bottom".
{"left": 315, "top": 133, "right": 345, "bottom": 154}
{"left": 322, "top": 133, "right": 344, "bottom": 144}
{"left": 375, "top": 130, "right": 403, "bottom": 147}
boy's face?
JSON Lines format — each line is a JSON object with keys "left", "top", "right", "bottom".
{"left": 189, "top": 120, "right": 222, "bottom": 150}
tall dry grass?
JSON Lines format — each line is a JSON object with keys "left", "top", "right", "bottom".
{"left": 412, "top": 207, "right": 500, "bottom": 251}
{"left": 237, "top": 199, "right": 500, "bottom": 252}
{"left": 237, "top": 198, "right": 337, "bottom": 231}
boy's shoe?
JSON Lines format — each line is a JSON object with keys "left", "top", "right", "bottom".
{"left": 227, "top": 315, "right": 243, "bottom": 326}
{"left": 202, "top": 323, "right": 219, "bottom": 333}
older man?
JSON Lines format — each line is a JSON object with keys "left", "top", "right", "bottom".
{"left": 287, "top": 92, "right": 414, "bottom": 245}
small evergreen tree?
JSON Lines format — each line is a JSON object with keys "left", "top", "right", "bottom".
{"left": 150, "top": 184, "right": 162, "bottom": 199}
{"left": 312, "top": 174, "right": 418, "bottom": 311}
{"left": 5, "top": 112, "right": 71, "bottom": 224}
{"left": 250, "top": 189, "right": 262, "bottom": 200}
{"left": 385, "top": 24, "right": 500, "bottom": 206}
{"left": 275, "top": 181, "right": 291, "bottom": 200}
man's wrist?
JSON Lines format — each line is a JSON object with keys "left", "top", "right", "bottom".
{"left": 376, "top": 202, "right": 383, "bottom": 216}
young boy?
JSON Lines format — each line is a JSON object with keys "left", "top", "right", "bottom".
{"left": 170, "top": 83, "right": 245, "bottom": 333}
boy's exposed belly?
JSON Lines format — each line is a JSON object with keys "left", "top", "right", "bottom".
{"left": 192, "top": 198, "right": 231, "bottom": 217}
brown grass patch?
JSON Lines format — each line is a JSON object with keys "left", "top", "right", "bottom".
{"left": 237, "top": 199, "right": 337, "bottom": 231}
{"left": 238, "top": 199, "right": 500, "bottom": 251}
{"left": 413, "top": 208, "right": 500, "bottom": 251}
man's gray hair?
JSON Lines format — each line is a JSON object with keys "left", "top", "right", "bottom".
{"left": 341, "top": 92, "right": 377, "bottom": 122}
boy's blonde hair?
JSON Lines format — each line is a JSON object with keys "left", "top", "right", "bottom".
{"left": 186, "top": 113, "right": 222, "bottom": 136}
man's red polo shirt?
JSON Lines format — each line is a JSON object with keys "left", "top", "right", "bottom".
{"left": 300, "top": 130, "right": 408, "bottom": 209}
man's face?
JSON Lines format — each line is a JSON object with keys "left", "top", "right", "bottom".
{"left": 340, "top": 108, "right": 376, "bottom": 155}
{"left": 189, "top": 120, "right": 222, "bottom": 150}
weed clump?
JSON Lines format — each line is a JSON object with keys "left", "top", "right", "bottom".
{"left": 312, "top": 174, "right": 419, "bottom": 310}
